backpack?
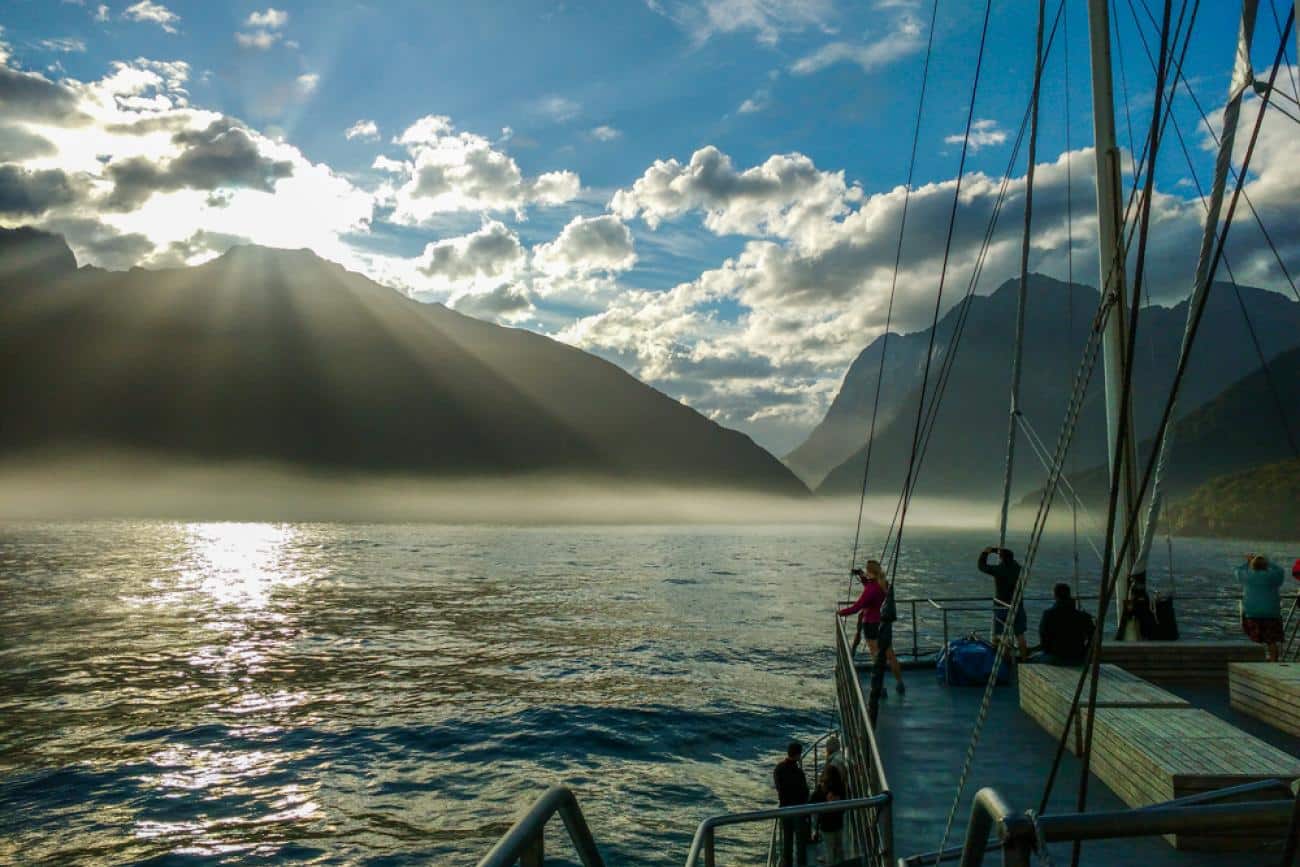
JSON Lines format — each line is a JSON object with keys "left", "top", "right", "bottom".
{"left": 937, "top": 636, "right": 1011, "bottom": 686}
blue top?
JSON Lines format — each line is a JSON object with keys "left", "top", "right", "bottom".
{"left": 1235, "top": 563, "right": 1285, "bottom": 619}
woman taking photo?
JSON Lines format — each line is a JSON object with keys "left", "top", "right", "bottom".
{"left": 838, "top": 560, "right": 905, "bottom": 695}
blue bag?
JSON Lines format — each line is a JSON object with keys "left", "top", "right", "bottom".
{"left": 937, "top": 636, "right": 1011, "bottom": 686}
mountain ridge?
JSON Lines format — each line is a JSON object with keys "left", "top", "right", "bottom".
{"left": 0, "top": 227, "right": 808, "bottom": 495}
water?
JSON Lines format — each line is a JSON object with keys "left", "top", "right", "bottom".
{"left": 0, "top": 520, "right": 1287, "bottom": 865}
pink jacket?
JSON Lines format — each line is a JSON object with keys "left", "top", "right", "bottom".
{"left": 838, "top": 580, "right": 886, "bottom": 624}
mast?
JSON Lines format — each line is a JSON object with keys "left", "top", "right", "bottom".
{"left": 1086, "top": 0, "right": 1142, "bottom": 634}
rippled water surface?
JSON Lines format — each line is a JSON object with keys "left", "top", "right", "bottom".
{"left": 0, "top": 521, "right": 1279, "bottom": 864}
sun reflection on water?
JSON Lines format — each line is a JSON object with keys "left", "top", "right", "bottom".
{"left": 181, "top": 521, "right": 305, "bottom": 608}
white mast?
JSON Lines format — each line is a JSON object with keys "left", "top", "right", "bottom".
{"left": 1086, "top": 0, "right": 1141, "bottom": 634}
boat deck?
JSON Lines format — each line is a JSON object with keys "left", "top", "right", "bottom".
{"left": 866, "top": 665, "right": 1300, "bottom": 865}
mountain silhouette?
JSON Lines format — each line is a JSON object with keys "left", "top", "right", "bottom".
{"left": 0, "top": 228, "right": 806, "bottom": 494}
{"left": 799, "top": 274, "right": 1300, "bottom": 499}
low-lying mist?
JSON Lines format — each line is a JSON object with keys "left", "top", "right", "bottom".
{"left": 0, "top": 453, "right": 1006, "bottom": 528}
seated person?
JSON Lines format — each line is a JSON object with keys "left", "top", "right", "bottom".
{"left": 1036, "top": 583, "right": 1095, "bottom": 665}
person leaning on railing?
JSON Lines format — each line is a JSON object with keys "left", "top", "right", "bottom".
{"left": 1236, "top": 554, "right": 1286, "bottom": 662}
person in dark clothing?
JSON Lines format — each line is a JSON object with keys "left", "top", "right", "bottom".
{"left": 773, "top": 741, "right": 810, "bottom": 867}
{"left": 978, "top": 547, "right": 1029, "bottom": 660}
{"left": 1037, "top": 583, "right": 1096, "bottom": 665}
{"left": 810, "top": 763, "right": 847, "bottom": 864}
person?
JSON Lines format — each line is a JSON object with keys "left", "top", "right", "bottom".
{"left": 978, "top": 546, "right": 1029, "bottom": 661}
{"left": 824, "top": 733, "right": 847, "bottom": 779}
{"left": 773, "top": 741, "right": 810, "bottom": 867}
{"left": 1236, "top": 554, "right": 1285, "bottom": 661}
{"left": 837, "top": 560, "right": 905, "bottom": 695}
{"left": 1036, "top": 583, "right": 1095, "bottom": 665}
{"left": 810, "top": 762, "right": 846, "bottom": 866}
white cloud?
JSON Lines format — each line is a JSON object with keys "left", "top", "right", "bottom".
{"left": 416, "top": 219, "right": 526, "bottom": 288}
{"left": 39, "top": 38, "right": 88, "bottom": 53}
{"left": 590, "top": 125, "right": 621, "bottom": 141}
{"left": 791, "top": 14, "right": 923, "bottom": 74}
{"left": 237, "top": 8, "right": 289, "bottom": 50}
{"left": 295, "top": 73, "right": 319, "bottom": 95}
{"left": 649, "top": 0, "right": 836, "bottom": 45}
{"left": 380, "top": 114, "right": 581, "bottom": 221}
{"left": 535, "top": 95, "right": 580, "bottom": 122}
{"left": 738, "top": 88, "right": 770, "bottom": 113}
{"left": 235, "top": 30, "right": 282, "bottom": 49}
{"left": 0, "top": 53, "right": 372, "bottom": 270}
{"left": 123, "top": 1, "right": 180, "bottom": 34}
{"left": 345, "top": 119, "right": 380, "bottom": 141}
{"left": 246, "top": 8, "right": 289, "bottom": 29}
{"left": 610, "top": 145, "right": 859, "bottom": 244}
{"left": 945, "top": 118, "right": 1007, "bottom": 152}
{"left": 535, "top": 214, "right": 636, "bottom": 275}
{"left": 94, "top": 4, "right": 109, "bottom": 22}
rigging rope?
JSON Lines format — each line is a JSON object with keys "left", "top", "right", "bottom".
{"left": 997, "top": 0, "right": 1049, "bottom": 550}
{"left": 935, "top": 0, "right": 1204, "bottom": 852}
{"left": 844, "top": 0, "right": 945, "bottom": 605}
{"left": 881, "top": 0, "right": 996, "bottom": 604}
{"left": 1064, "top": 0, "right": 1081, "bottom": 594}
{"left": 1036, "top": 1, "right": 1293, "bottom": 828}
{"left": 1122, "top": 0, "right": 1300, "bottom": 460}
{"left": 1071, "top": 2, "right": 1177, "bottom": 858}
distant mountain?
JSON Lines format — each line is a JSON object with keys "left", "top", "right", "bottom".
{"left": 1166, "top": 458, "right": 1300, "bottom": 541}
{"left": 1020, "top": 345, "right": 1300, "bottom": 507}
{"left": 803, "top": 274, "right": 1300, "bottom": 499}
{"left": 0, "top": 228, "right": 807, "bottom": 495}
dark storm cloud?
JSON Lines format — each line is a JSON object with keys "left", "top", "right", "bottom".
{"left": 44, "top": 216, "right": 157, "bottom": 270}
{"left": 104, "top": 118, "right": 293, "bottom": 211}
{"left": 0, "top": 126, "right": 56, "bottom": 161}
{"left": 0, "top": 165, "right": 81, "bottom": 216}
{"left": 451, "top": 283, "right": 533, "bottom": 319}
{"left": 0, "top": 65, "right": 90, "bottom": 125}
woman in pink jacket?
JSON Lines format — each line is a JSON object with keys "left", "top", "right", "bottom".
{"left": 838, "top": 560, "right": 905, "bottom": 695}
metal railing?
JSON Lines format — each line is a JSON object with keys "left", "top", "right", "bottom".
{"left": 903, "top": 779, "right": 1300, "bottom": 867}
{"left": 835, "top": 616, "right": 894, "bottom": 866}
{"left": 839, "top": 592, "right": 1256, "bottom": 665}
{"left": 476, "top": 784, "right": 605, "bottom": 867}
{"left": 685, "top": 795, "right": 892, "bottom": 867}
{"left": 899, "top": 779, "right": 1296, "bottom": 865}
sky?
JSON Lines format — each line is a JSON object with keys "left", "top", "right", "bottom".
{"left": 1, "top": 0, "right": 1298, "bottom": 455}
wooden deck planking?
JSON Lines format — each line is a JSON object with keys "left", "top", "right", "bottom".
{"left": 1089, "top": 706, "right": 1300, "bottom": 850}
{"left": 1018, "top": 663, "right": 1188, "bottom": 755}
{"left": 1229, "top": 663, "right": 1300, "bottom": 737}
{"left": 1099, "top": 641, "right": 1265, "bottom": 686}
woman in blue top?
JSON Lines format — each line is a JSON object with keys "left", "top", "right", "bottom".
{"left": 1235, "top": 554, "right": 1286, "bottom": 661}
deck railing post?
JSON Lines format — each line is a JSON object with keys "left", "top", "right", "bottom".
{"left": 520, "top": 829, "right": 543, "bottom": 867}
{"left": 703, "top": 827, "right": 715, "bottom": 867}
{"left": 911, "top": 601, "right": 919, "bottom": 660}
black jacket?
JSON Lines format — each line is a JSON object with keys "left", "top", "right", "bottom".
{"left": 977, "top": 550, "right": 1020, "bottom": 604}
{"left": 1039, "top": 601, "right": 1095, "bottom": 662}
{"left": 774, "top": 757, "right": 809, "bottom": 807}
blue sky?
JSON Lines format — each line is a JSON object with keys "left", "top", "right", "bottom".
{"left": 2, "top": 0, "right": 1297, "bottom": 453}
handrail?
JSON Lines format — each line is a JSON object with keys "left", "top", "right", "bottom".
{"left": 835, "top": 615, "right": 894, "bottom": 866}
{"left": 898, "top": 778, "right": 1297, "bottom": 865}
{"left": 477, "top": 784, "right": 605, "bottom": 867}
{"left": 945, "top": 783, "right": 1299, "bottom": 867}
{"left": 685, "top": 795, "right": 892, "bottom": 867}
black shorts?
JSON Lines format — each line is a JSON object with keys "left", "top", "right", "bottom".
{"left": 857, "top": 620, "right": 881, "bottom": 641}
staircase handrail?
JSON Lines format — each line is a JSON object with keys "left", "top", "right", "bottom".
{"left": 476, "top": 784, "right": 605, "bottom": 867}
{"left": 684, "top": 795, "right": 892, "bottom": 867}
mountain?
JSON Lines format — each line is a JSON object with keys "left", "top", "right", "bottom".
{"left": 804, "top": 274, "right": 1300, "bottom": 499}
{"left": 1166, "top": 458, "right": 1300, "bottom": 541}
{"left": 0, "top": 228, "right": 807, "bottom": 495}
{"left": 1020, "top": 345, "right": 1300, "bottom": 507}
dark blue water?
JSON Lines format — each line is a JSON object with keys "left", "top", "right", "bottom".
{"left": 0, "top": 521, "right": 1285, "bottom": 864}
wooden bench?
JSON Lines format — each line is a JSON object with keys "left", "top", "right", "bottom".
{"left": 1229, "top": 662, "right": 1300, "bottom": 737}
{"left": 1018, "top": 663, "right": 1189, "bottom": 755}
{"left": 1099, "top": 640, "right": 1265, "bottom": 686}
{"left": 1088, "top": 706, "right": 1300, "bottom": 850}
